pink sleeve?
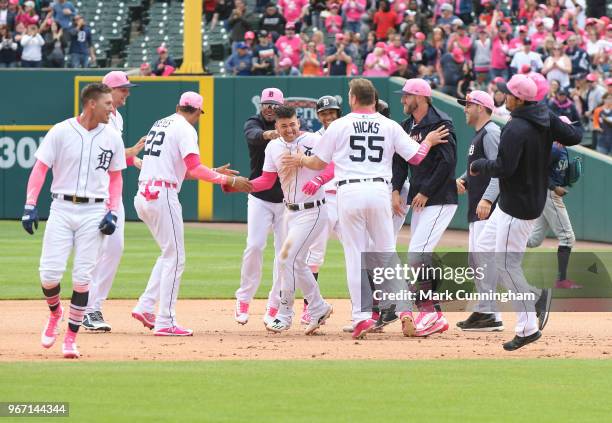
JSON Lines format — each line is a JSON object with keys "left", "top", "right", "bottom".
{"left": 317, "top": 162, "right": 335, "bottom": 183}
{"left": 183, "top": 154, "right": 228, "bottom": 185}
{"left": 250, "top": 171, "right": 278, "bottom": 192}
{"left": 25, "top": 160, "right": 49, "bottom": 205}
{"left": 107, "top": 170, "right": 123, "bottom": 212}
{"left": 408, "top": 142, "right": 431, "bottom": 165}
{"left": 126, "top": 156, "right": 135, "bottom": 167}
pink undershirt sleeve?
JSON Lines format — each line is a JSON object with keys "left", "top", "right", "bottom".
{"left": 25, "top": 160, "right": 49, "bottom": 205}
{"left": 317, "top": 162, "right": 335, "bottom": 183}
{"left": 183, "top": 153, "right": 228, "bottom": 185}
{"left": 107, "top": 170, "right": 123, "bottom": 212}
{"left": 408, "top": 142, "right": 431, "bottom": 165}
{"left": 126, "top": 156, "right": 135, "bottom": 167}
{"left": 250, "top": 171, "right": 278, "bottom": 192}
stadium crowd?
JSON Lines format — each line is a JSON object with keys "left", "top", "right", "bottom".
{"left": 1, "top": 0, "right": 610, "bottom": 152}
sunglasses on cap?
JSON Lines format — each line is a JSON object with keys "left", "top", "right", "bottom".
{"left": 262, "top": 103, "right": 280, "bottom": 110}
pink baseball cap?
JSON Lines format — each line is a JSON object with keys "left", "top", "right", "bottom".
{"left": 335, "top": 33, "right": 344, "bottom": 41}
{"left": 375, "top": 41, "right": 387, "bottom": 49}
{"left": 451, "top": 47, "right": 465, "bottom": 63}
{"left": 157, "top": 45, "right": 168, "bottom": 54}
{"left": 559, "top": 18, "right": 569, "bottom": 26}
{"left": 492, "top": 76, "right": 505, "bottom": 84}
{"left": 285, "top": 22, "right": 296, "bottom": 30}
{"left": 179, "top": 91, "right": 203, "bottom": 112}
{"left": 585, "top": 18, "right": 598, "bottom": 26}
{"left": 518, "top": 25, "right": 528, "bottom": 33}
{"left": 586, "top": 72, "right": 599, "bottom": 82}
{"left": 102, "top": 71, "right": 137, "bottom": 88}
{"left": 457, "top": 90, "right": 494, "bottom": 111}
{"left": 605, "top": 78, "right": 612, "bottom": 86}
{"left": 396, "top": 78, "right": 432, "bottom": 97}
{"left": 260, "top": 88, "right": 284, "bottom": 105}
{"left": 244, "top": 31, "right": 255, "bottom": 40}
{"left": 497, "top": 74, "right": 537, "bottom": 101}
{"left": 415, "top": 32, "right": 426, "bottom": 41}
{"left": 527, "top": 72, "right": 549, "bottom": 102}
{"left": 140, "top": 62, "right": 150, "bottom": 70}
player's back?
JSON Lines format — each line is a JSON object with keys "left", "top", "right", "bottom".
{"left": 139, "top": 113, "right": 198, "bottom": 190}
{"left": 316, "top": 112, "right": 411, "bottom": 182}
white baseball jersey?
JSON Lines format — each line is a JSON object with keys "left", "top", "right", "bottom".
{"left": 263, "top": 132, "right": 325, "bottom": 204}
{"left": 109, "top": 109, "right": 124, "bottom": 134}
{"left": 138, "top": 113, "right": 200, "bottom": 191}
{"left": 314, "top": 112, "right": 420, "bottom": 181}
{"left": 35, "top": 117, "right": 126, "bottom": 198}
{"left": 315, "top": 126, "right": 337, "bottom": 192}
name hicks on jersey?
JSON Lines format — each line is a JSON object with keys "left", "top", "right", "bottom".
{"left": 353, "top": 121, "right": 380, "bottom": 134}
{"left": 372, "top": 289, "right": 536, "bottom": 303}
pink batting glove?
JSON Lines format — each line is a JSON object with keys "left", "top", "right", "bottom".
{"left": 302, "top": 176, "right": 324, "bottom": 195}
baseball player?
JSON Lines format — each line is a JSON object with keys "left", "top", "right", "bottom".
{"left": 132, "top": 92, "right": 251, "bottom": 336}
{"left": 83, "top": 71, "right": 145, "bottom": 332}
{"left": 282, "top": 78, "right": 449, "bottom": 339}
{"left": 470, "top": 74, "right": 582, "bottom": 350}
{"left": 527, "top": 115, "right": 581, "bottom": 289}
{"left": 454, "top": 90, "right": 504, "bottom": 332}
{"left": 242, "top": 105, "right": 333, "bottom": 334}
{"left": 234, "top": 88, "right": 286, "bottom": 326}
{"left": 391, "top": 78, "right": 458, "bottom": 337}
{"left": 22, "top": 83, "right": 126, "bottom": 358}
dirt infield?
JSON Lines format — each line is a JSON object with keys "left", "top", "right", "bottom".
{"left": 2, "top": 299, "right": 611, "bottom": 361}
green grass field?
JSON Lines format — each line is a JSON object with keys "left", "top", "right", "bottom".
{"left": 1, "top": 360, "right": 611, "bottom": 422}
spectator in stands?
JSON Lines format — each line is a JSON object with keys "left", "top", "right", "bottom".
{"left": 455, "top": 0, "right": 473, "bottom": 25}
{"left": 41, "top": 18, "right": 66, "bottom": 67}
{"left": 510, "top": 38, "right": 543, "bottom": 74}
{"left": 430, "top": 26, "right": 446, "bottom": 66}
{"left": 360, "top": 31, "right": 375, "bottom": 62}
{"left": 300, "top": 39, "right": 322, "bottom": 76}
{"left": 204, "top": 0, "right": 217, "bottom": 23}
{"left": 373, "top": 1, "right": 397, "bottom": 41}
{"left": 547, "top": 87, "right": 580, "bottom": 123}
{"left": 565, "top": 34, "right": 590, "bottom": 87}
{"left": 387, "top": 33, "right": 407, "bottom": 63}
{"left": 311, "top": 29, "right": 325, "bottom": 56}
{"left": 211, "top": 0, "right": 235, "bottom": 31}
{"left": 152, "top": 45, "right": 176, "bottom": 76}
{"left": 16, "top": 1, "right": 39, "bottom": 27}
{"left": 277, "top": 56, "right": 300, "bottom": 75}
{"left": 547, "top": 78, "right": 561, "bottom": 102}
{"left": 584, "top": 73, "right": 606, "bottom": 124}
{"left": 446, "top": 20, "right": 470, "bottom": 55}
{"left": 308, "top": 0, "right": 326, "bottom": 31}
{"left": 418, "top": 63, "right": 440, "bottom": 89}
{"left": 0, "top": 1, "right": 8, "bottom": 28}
{"left": 595, "top": 93, "right": 612, "bottom": 155}
{"left": 363, "top": 41, "right": 391, "bottom": 77}
{"left": 490, "top": 19, "right": 511, "bottom": 81}
{"left": 508, "top": 25, "right": 528, "bottom": 57}
{"left": 0, "top": 23, "right": 18, "bottom": 67}
{"left": 537, "top": 36, "right": 555, "bottom": 62}
{"left": 52, "top": 0, "right": 75, "bottom": 30}
{"left": 252, "top": 29, "right": 277, "bottom": 75}
{"left": 530, "top": 19, "right": 549, "bottom": 51}
{"left": 437, "top": 3, "right": 458, "bottom": 26}
{"left": 4, "top": 0, "right": 18, "bottom": 32}
{"left": 68, "top": 15, "right": 93, "bottom": 68}
{"left": 554, "top": 17, "right": 575, "bottom": 44}
{"left": 225, "top": 41, "right": 253, "bottom": 75}
{"left": 139, "top": 62, "right": 152, "bottom": 76}
{"left": 542, "top": 43, "right": 572, "bottom": 88}
{"left": 326, "top": 33, "right": 352, "bottom": 76}
{"left": 492, "top": 85, "right": 511, "bottom": 120}
{"left": 408, "top": 31, "right": 434, "bottom": 70}
{"left": 278, "top": 0, "right": 308, "bottom": 31}
{"left": 228, "top": 0, "right": 252, "bottom": 47}
{"left": 20, "top": 23, "right": 43, "bottom": 67}
{"left": 439, "top": 47, "right": 465, "bottom": 98}
{"left": 324, "top": 4, "right": 342, "bottom": 35}
{"left": 260, "top": 3, "right": 286, "bottom": 38}
{"left": 472, "top": 25, "right": 491, "bottom": 83}
{"left": 342, "top": 0, "right": 366, "bottom": 35}
{"left": 391, "top": 57, "right": 412, "bottom": 78}
{"left": 275, "top": 22, "right": 301, "bottom": 67}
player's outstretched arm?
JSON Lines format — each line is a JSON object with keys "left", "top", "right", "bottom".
{"left": 302, "top": 162, "right": 334, "bottom": 195}
{"left": 281, "top": 152, "right": 327, "bottom": 171}
{"left": 184, "top": 153, "right": 252, "bottom": 192}
{"left": 249, "top": 171, "right": 278, "bottom": 193}
{"left": 126, "top": 136, "right": 146, "bottom": 158}
{"left": 407, "top": 126, "right": 450, "bottom": 165}
{"left": 21, "top": 160, "right": 49, "bottom": 235}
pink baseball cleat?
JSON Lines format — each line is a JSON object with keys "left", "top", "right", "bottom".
{"left": 154, "top": 326, "right": 193, "bottom": 336}
{"left": 415, "top": 315, "right": 449, "bottom": 337}
{"left": 400, "top": 312, "right": 417, "bottom": 337}
{"left": 415, "top": 310, "right": 438, "bottom": 330}
{"left": 234, "top": 300, "right": 250, "bottom": 325}
{"left": 555, "top": 279, "right": 583, "bottom": 289}
{"left": 62, "top": 329, "right": 79, "bottom": 359}
{"left": 132, "top": 310, "right": 156, "bottom": 330}
{"left": 41, "top": 305, "right": 64, "bottom": 349}
{"left": 352, "top": 318, "right": 376, "bottom": 339}
{"left": 300, "top": 303, "right": 311, "bottom": 325}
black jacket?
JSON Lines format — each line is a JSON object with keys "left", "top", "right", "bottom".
{"left": 471, "top": 104, "right": 582, "bottom": 220}
{"left": 244, "top": 113, "right": 283, "bottom": 203}
{"left": 392, "top": 106, "right": 458, "bottom": 206}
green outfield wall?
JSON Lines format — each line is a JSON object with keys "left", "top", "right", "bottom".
{"left": 1, "top": 71, "right": 610, "bottom": 242}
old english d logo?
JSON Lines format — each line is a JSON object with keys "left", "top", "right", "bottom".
{"left": 96, "top": 147, "right": 114, "bottom": 171}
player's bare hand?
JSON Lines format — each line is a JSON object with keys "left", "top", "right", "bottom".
{"left": 553, "top": 186, "right": 568, "bottom": 196}
{"left": 456, "top": 178, "right": 466, "bottom": 195}
{"left": 231, "top": 176, "right": 252, "bottom": 193}
{"left": 392, "top": 190, "right": 406, "bottom": 216}
{"left": 263, "top": 130, "right": 279, "bottom": 140}
{"left": 126, "top": 136, "right": 146, "bottom": 157}
{"left": 215, "top": 163, "right": 240, "bottom": 177}
{"left": 280, "top": 152, "right": 303, "bottom": 170}
{"left": 133, "top": 157, "right": 143, "bottom": 170}
{"left": 424, "top": 126, "right": 450, "bottom": 146}
{"left": 411, "top": 193, "right": 428, "bottom": 212}
{"left": 476, "top": 199, "right": 492, "bottom": 220}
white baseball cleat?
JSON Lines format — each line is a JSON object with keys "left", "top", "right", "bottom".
{"left": 234, "top": 300, "right": 249, "bottom": 325}
{"left": 304, "top": 303, "right": 333, "bottom": 335}
{"left": 266, "top": 318, "right": 291, "bottom": 333}
{"left": 262, "top": 305, "right": 278, "bottom": 327}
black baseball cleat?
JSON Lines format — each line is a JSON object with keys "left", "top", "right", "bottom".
{"left": 374, "top": 305, "right": 399, "bottom": 330}
{"left": 456, "top": 312, "right": 504, "bottom": 331}
{"left": 503, "top": 331, "right": 542, "bottom": 351}
{"left": 82, "top": 313, "right": 96, "bottom": 330}
{"left": 535, "top": 288, "right": 552, "bottom": 330}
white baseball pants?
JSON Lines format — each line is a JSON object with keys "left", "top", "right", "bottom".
{"left": 277, "top": 205, "right": 328, "bottom": 322}
{"left": 39, "top": 200, "right": 106, "bottom": 284}
{"left": 392, "top": 182, "right": 410, "bottom": 242}
{"left": 306, "top": 192, "right": 340, "bottom": 269}
{"left": 476, "top": 207, "right": 540, "bottom": 337}
{"left": 133, "top": 187, "right": 185, "bottom": 329}
{"left": 87, "top": 201, "right": 125, "bottom": 313}
{"left": 235, "top": 195, "right": 285, "bottom": 308}
{"left": 408, "top": 204, "right": 457, "bottom": 265}
{"left": 469, "top": 220, "right": 502, "bottom": 320}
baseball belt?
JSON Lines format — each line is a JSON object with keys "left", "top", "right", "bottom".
{"left": 52, "top": 193, "right": 105, "bottom": 204}
{"left": 337, "top": 177, "right": 387, "bottom": 187}
{"left": 285, "top": 198, "right": 326, "bottom": 211}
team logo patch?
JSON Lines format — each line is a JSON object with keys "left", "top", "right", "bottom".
{"left": 96, "top": 147, "right": 114, "bottom": 171}
{"left": 303, "top": 146, "right": 313, "bottom": 156}
{"left": 252, "top": 95, "right": 342, "bottom": 132}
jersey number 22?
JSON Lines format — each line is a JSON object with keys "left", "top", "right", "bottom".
{"left": 144, "top": 130, "right": 165, "bottom": 157}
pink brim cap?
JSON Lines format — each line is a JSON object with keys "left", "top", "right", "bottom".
{"left": 102, "top": 71, "right": 137, "bottom": 88}
{"left": 497, "top": 74, "right": 537, "bottom": 101}
{"left": 527, "top": 72, "right": 550, "bottom": 102}
{"left": 179, "top": 91, "right": 204, "bottom": 112}
{"left": 395, "top": 78, "right": 432, "bottom": 97}
{"left": 457, "top": 90, "right": 494, "bottom": 111}
{"left": 260, "top": 88, "right": 284, "bottom": 105}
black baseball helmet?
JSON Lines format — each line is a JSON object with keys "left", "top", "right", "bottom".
{"left": 377, "top": 99, "right": 390, "bottom": 118}
{"left": 316, "top": 95, "right": 342, "bottom": 116}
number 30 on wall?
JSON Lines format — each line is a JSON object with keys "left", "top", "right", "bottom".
{"left": 0, "top": 136, "right": 40, "bottom": 169}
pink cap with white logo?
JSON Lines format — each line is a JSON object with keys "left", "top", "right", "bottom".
{"left": 260, "top": 88, "right": 284, "bottom": 105}
{"left": 497, "top": 74, "right": 537, "bottom": 101}
{"left": 179, "top": 91, "right": 203, "bottom": 112}
{"left": 397, "top": 78, "right": 432, "bottom": 97}
{"left": 457, "top": 90, "right": 494, "bottom": 111}
{"left": 102, "top": 71, "right": 137, "bottom": 88}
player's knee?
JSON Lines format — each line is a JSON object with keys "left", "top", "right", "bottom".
{"left": 40, "top": 268, "right": 64, "bottom": 284}
{"left": 244, "top": 240, "right": 266, "bottom": 256}
{"left": 526, "top": 236, "right": 541, "bottom": 248}
{"left": 72, "top": 269, "right": 94, "bottom": 285}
